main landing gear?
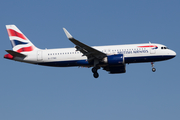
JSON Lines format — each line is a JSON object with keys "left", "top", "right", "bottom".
{"left": 92, "top": 67, "right": 99, "bottom": 78}
{"left": 92, "top": 59, "right": 100, "bottom": 78}
{"left": 151, "top": 62, "right": 156, "bottom": 72}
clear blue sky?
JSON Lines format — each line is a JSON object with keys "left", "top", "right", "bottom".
{"left": 0, "top": 0, "right": 180, "bottom": 120}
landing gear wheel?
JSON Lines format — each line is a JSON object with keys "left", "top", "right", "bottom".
{"left": 93, "top": 72, "right": 99, "bottom": 78}
{"left": 92, "top": 66, "right": 100, "bottom": 78}
{"left": 92, "top": 67, "right": 97, "bottom": 73}
{"left": 151, "top": 62, "right": 156, "bottom": 72}
{"left": 152, "top": 68, "right": 156, "bottom": 72}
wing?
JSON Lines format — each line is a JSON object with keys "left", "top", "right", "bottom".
{"left": 63, "top": 28, "right": 107, "bottom": 62}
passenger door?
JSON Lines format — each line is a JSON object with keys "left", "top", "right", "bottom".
{"left": 37, "top": 50, "right": 43, "bottom": 61}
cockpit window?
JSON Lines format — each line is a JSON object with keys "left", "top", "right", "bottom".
{"left": 161, "top": 47, "right": 169, "bottom": 49}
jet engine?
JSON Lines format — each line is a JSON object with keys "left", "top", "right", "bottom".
{"left": 103, "top": 54, "right": 124, "bottom": 65}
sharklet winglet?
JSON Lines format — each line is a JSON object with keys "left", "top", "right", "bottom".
{"left": 63, "top": 28, "right": 73, "bottom": 39}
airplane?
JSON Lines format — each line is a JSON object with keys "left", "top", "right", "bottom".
{"left": 4, "top": 25, "right": 176, "bottom": 78}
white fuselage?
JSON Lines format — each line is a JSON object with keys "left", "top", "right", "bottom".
{"left": 17, "top": 43, "right": 176, "bottom": 67}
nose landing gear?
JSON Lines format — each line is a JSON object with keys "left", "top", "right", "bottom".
{"left": 151, "top": 62, "right": 156, "bottom": 72}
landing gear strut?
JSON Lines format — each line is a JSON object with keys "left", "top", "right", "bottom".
{"left": 151, "top": 62, "right": 156, "bottom": 72}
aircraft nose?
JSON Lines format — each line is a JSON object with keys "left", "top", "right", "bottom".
{"left": 170, "top": 50, "right": 176, "bottom": 58}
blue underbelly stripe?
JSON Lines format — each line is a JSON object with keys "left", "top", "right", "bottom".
{"left": 37, "top": 55, "right": 175, "bottom": 67}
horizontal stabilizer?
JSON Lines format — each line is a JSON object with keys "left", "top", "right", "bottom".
{"left": 5, "top": 50, "right": 26, "bottom": 57}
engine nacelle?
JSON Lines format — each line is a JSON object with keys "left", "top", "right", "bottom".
{"left": 103, "top": 54, "right": 124, "bottom": 65}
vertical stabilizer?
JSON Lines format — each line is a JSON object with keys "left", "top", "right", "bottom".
{"left": 6, "top": 25, "right": 39, "bottom": 53}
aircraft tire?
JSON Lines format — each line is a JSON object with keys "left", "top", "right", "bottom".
{"left": 93, "top": 72, "right": 99, "bottom": 78}
{"left": 152, "top": 68, "right": 156, "bottom": 72}
{"left": 92, "top": 67, "right": 97, "bottom": 73}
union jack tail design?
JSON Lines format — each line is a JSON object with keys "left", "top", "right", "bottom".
{"left": 6, "top": 25, "right": 38, "bottom": 53}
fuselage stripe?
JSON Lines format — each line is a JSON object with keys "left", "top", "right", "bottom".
{"left": 138, "top": 45, "right": 158, "bottom": 48}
